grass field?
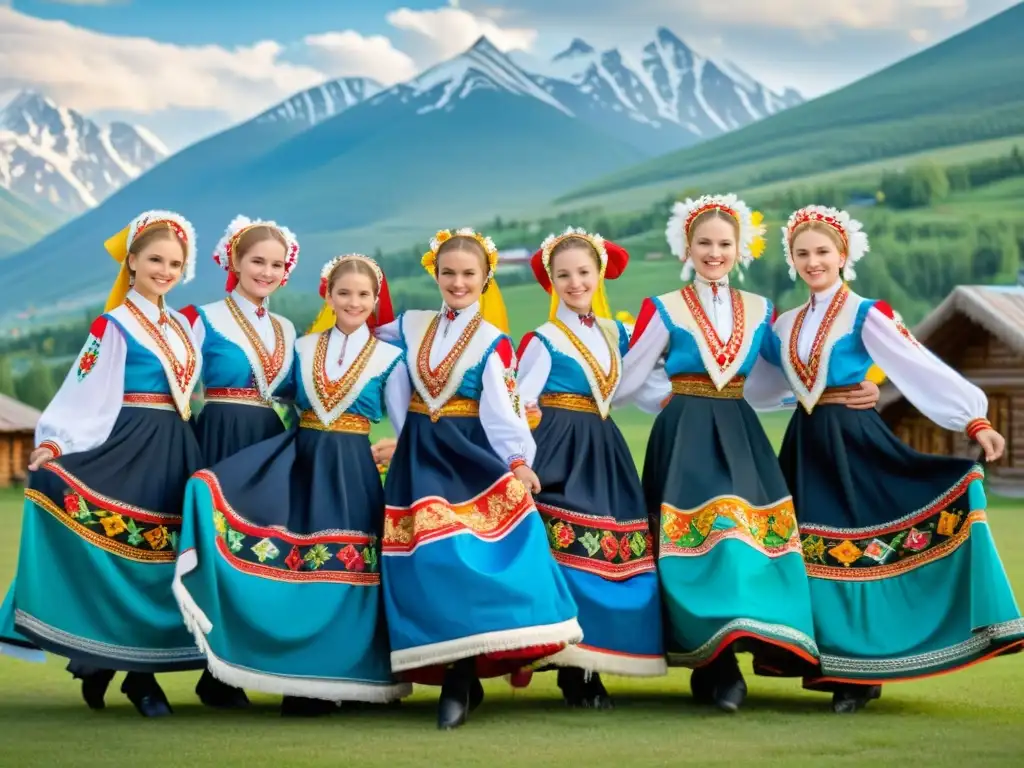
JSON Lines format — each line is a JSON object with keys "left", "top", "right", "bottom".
{"left": 2, "top": 412, "right": 1023, "bottom": 767}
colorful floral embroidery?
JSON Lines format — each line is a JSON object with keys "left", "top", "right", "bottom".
{"left": 660, "top": 497, "right": 800, "bottom": 557}
{"left": 801, "top": 500, "right": 980, "bottom": 580}
{"left": 503, "top": 366, "right": 521, "bottom": 415}
{"left": 28, "top": 484, "right": 180, "bottom": 563}
{"left": 538, "top": 503, "right": 654, "bottom": 580}
{"left": 76, "top": 335, "right": 101, "bottom": 381}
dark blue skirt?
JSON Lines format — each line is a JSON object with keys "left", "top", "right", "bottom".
{"left": 381, "top": 407, "right": 581, "bottom": 684}
{"left": 8, "top": 404, "right": 206, "bottom": 672}
{"left": 641, "top": 392, "right": 818, "bottom": 673}
{"left": 193, "top": 401, "right": 285, "bottom": 466}
{"left": 175, "top": 423, "right": 409, "bottom": 701}
{"left": 531, "top": 403, "right": 664, "bottom": 676}
{"left": 779, "top": 405, "right": 1024, "bottom": 684}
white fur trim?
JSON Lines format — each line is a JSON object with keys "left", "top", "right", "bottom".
{"left": 202, "top": 300, "right": 295, "bottom": 401}
{"left": 173, "top": 550, "right": 410, "bottom": 703}
{"left": 539, "top": 227, "right": 608, "bottom": 275}
{"left": 390, "top": 618, "right": 583, "bottom": 672}
{"left": 665, "top": 194, "right": 766, "bottom": 282}
{"left": 127, "top": 210, "right": 197, "bottom": 284}
{"left": 213, "top": 215, "right": 300, "bottom": 285}
{"left": 781, "top": 205, "right": 870, "bottom": 282}
{"left": 535, "top": 319, "right": 619, "bottom": 417}
{"left": 541, "top": 644, "right": 668, "bottom": 677}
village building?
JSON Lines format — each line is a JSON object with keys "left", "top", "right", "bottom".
{"left": 0, "top": 392, "right": 39, "bottom": 488}
{"left": 877, "top": 284, "right": 1024, "bottom": 497}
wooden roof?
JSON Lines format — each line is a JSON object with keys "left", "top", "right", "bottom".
{"left": 878, "top": 284, "right": 1024, "bottom": 409}
{"left": 0, "top": 393, "right": 41, "bottom": 433}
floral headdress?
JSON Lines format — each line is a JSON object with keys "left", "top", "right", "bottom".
{"left": 319, "top": 253, "right": 384, "bottom": 298}
{"left": 531, "top": 227, "right": 630, "bottom": 321}
{"left": 103, "top": 209, "right": 196, "bottom": 311}
{"left": 421, "top": 228, "right": 500, "bottom": 280}
{"left": 665, "top": 194, "right": 766, "bottom": 281}
{"left": 308, "top": 253, "right": 394, "bottom": 334}
{"left": 782, "top": 205, "right": 869, "bottom": 281}
{"left": 213, "top": 215, "right": 300, "bottom": 292}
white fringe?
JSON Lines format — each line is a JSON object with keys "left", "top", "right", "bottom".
{"left": 391, "top": 618, "right": 584, "bottom": 672}
{"left": 0, "top": 641, "right": 46, "bottom": 664}
{"left": 172, "top": 548, "right": 411, "bottom": 703}
{"left": 541, "top": 644, "right": 668, "bottom": 677}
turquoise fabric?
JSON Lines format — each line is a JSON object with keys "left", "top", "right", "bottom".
{"left": 195, "top": 306, "right": 295, "bottom": 397}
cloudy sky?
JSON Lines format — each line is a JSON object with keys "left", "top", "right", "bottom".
{"left": 0, "top": 0, "right": 1017, "bottom": 149}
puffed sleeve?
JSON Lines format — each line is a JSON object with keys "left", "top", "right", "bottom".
{"left": 863, "top": 301, "right": 988, "bottom": 433}
{"left": 383, "top": 357, "right": 412, "bottom": 437}
{"left": 629, "top": 364, "right": 673, "bottom": 414}
{"left": 614, "top": 298, "right": 670, "bottom": 405}
{"left": 373, "top": 315, "right": 403, "bottom": 347}
{"left": 179, "top": 305, "right": 206, "bottom": 349}
{"left": 479, "top": 337, "right": 536, "bottom": 468}
{"left": 744, "top": 312, "right": 796, "bottom": 412}
{"left": 35, "top": 316, "right": 126, "bottom": 457}
{"left": 515, "top": 333, "right": 551, "bottom": 406}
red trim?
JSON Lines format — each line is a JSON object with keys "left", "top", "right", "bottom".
{"left": 966, "top": 418, "right": 992, "bottom": 441}
{"left": 509, "top": 458, "right": 527, "bottom": 472}
{"left": 37, "top": 440, "right": 62, "bottom": 459}
{"left": 88, "top": 315, "right": 108, "bottom": 339}
{"left": 494, "top": 336, "right": 515, "bottom": 368}
{"left": 872, "top": 299, "right": 895, "bottom": 319}
{"left": 214, "top": 537, "right": 380, "bottom": 585}
{"left": 536, "top": 502, "right": 647, "bottom": 533}
{"left": 530, "top": 249, "right": 552, "bottom": 293}
{"left": 179, "top": 305, "right": 200, "bottom": 327}
{"left": 629, "top": 298, "right": 657, "bottom": 349}
{"left": 399, "top": 643, "right": 568, "bottom": 685}
{"left": 43, "top": 463, "right": 180, "bottom": 525}
{"left": 770, "top": 306, "right": 778, "bottom": 324}
{"left": 693, "top": 629, "right": 819, "bottom": 668}
{"left": 516, "top": 332, "right": 536, "bottom": 365}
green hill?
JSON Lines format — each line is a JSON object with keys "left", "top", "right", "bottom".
{"left": 561, "top": 2, "right": 1024, "bottom": 203}
{"left": 0, "top": 187, "right": 60, "bottom": 260}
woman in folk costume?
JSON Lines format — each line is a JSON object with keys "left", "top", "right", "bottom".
{"left": 182, "top": 216, "right": 299, "bottom": 465}
{"left": 376, "top": 228, "right": 582, "bottom": 730}
{"left": 515, "top": 228, "right": 666, "bottom": 708}
{"left": 771, "top": 206, "right": 1024, "bottom": 713}
{"left": 617, "top": 195, "right": 880, "bottom": 713}
{"left": 174, "top": 255, "right": 412, "bottom": 715}
{"left": 0, "top": 211, "right": 205, "bottom": 717}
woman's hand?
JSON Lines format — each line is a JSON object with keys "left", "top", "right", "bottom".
{"left": 371, "top": 438, "right": 398, "bottom": 466}
{"left": 845, "top": 380, "right": 880, "bottom": 410}
{"left": 27, "top": 446, "right": 56, "bottom": 471}
{"left": 513, "top": 465, "right": 541, "bottom": 494}
{"left": 975, "top": 429, "right": 1005, "bottom": 462}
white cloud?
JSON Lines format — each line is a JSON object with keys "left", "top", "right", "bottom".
{"left": 304, "top": 30, "right": 418, "bottom": 84}
{"left": 0, "top": 7, "right": 327, "bottom": 117}
{"left": 386, "top": 5, "right": 538, "bottom": 60}
{"left": 687, "top": 0, "right": 969, "bottom": 32}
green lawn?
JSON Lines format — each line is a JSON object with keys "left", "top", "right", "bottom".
{"left": 2, "top": 413, "right": 1023, "bottom": 766}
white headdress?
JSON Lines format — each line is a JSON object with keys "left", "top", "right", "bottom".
{"left": 782, "top": 205, "right": 869, "bottom": 281}
{"left": 665, "top": 194, "right": 766, "bottom": 281}
{"left": 212, "top": 215, "right": 300, "bottom": 288}
{"left": 124, "top": 210, "right": 197, "bottom": 283}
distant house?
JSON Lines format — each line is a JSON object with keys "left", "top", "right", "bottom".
{"left": 877, "top": 285, "right": 1024, "bottom": 496}
{"left": 498, "top": 247, "right": 532, "bottom": 264}
{"left": 0, "top": 393, "right": 40, "bottom": 488}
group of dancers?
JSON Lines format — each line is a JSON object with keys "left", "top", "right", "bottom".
{"left": 1, "top": 194, "right": 1021, "bottom": 730}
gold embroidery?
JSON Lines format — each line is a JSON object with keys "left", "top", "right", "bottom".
{"left": 539, "top": 393, "right": 600, "bottom": 414}
{"left": 550, "top": 317, "right": 617, "bottom": 401}
{"left": 660, "top": 496, "right": 799, "bottom": 557}
{"left": 224, "top": 295, "right": 286, "bottom": 394}
{"left": 124, "top": 299, "right": 197, "bottom": 404}
{"left": 312, "top": 331, "right": 376, "bottom": 413}
{"left": 298, "top": 410, "right": 371, "bottom": 434}
{"left": 122, "top": 393, "right": 176, "bottom": 410}
{"left": 788, "top": 284, "right": 849, "bottom": 391}
{"left": 408, "top": 392, "right": 479, "bottom": 420}
{"left": 681, "top": 285, "right": 746, "bottom": 370}
{"left": 670, "top": 374, "right": 744, "bottom": 399}
{"left": 416, "top": 313, "right": 483, "bottom": 399}
{"left": 203, "top": 387, "right": 272, "bottom": 408}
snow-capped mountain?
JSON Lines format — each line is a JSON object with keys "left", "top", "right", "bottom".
{"left": 255, "top": 77, "right": 382, "bottom": 128}
{"left": 0, "top": 90, "right": 168, "bottom": 216}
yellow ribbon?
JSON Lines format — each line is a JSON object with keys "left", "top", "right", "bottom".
{"left": 103, "top": 225, "right": 132, "bottom": 312}
{"left": 307, "top": 304, "right": 336, "bottom": 335}
{"left": 480, "top": 278, "right": 510, "bottom": 335}
{"left": 546, "top": 276, "right": 611, "bottom": 322}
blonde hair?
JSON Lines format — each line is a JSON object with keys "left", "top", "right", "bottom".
{"left": 232, "top": 225, "right": 288, "bottom": 268}
{"left": 790, "top": 220, "right": 846, "bottom": 255}
{"left": 127, "top": 223, "right": 186, "bottom": 281}
{"left": 549, "top": 236, "right": 601, "bottom": 273}
{"left": 686, "top": 208, "right": 740, "bottom": 243}
{"left": 326, "top": 258, "right": 380, "bottom": 296}
{"left": 435, "top": 235, "right": 489, "bottom": 274}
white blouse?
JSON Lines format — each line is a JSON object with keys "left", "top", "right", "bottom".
{"left": 377, "top": 302, "right": 536, "bottom": 467}
{"left": 518, "top": 302, "right": 670, "bottom": 414}
{"left": 190, "top": 291, "right": 278, "bottom": 350}
{"left": 616, "top": 279, "right": 793, "bottom": 412}
{"left": 797, "top": 282, "right": 988, "bottom": 431}
{"left": 321, "top": 324, "right": 411, "bottom": 435}
{"left": 35, "top": 290, "right": 197, "bottom": 455}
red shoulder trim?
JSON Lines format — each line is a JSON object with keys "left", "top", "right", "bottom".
{"left": 495, "top": 336, "right": 515, "bottom": 368}
{"left": 770, "top": 307, "right": 778, "bottom": 324}
{"left": 629, "top": 299, "right": 658, "bottom": 350}
{"left": 88, "top": 315, "right": 108, "bottom": 339}
{"left": 179, "top": 305, "right": 200, "bottom": 327}
{"left": 515, "top": 332, "right": 537, "bottom": 365}
{"left": 872, "top": 300, "right": 895, "bottom": 319}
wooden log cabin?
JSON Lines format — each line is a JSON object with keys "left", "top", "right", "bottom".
{"left": 877, "top": 285, "right": 1024, "bottom": 497}
{"left": 0, "top": 393, "right": 40, "bottom": 488}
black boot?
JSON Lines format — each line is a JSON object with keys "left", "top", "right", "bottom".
{"left": 121, "top": 672, "right": 172, "bottom": 718}
{"left": 832, "top": 684, "right": 882, "bottom": 714}
{"left": 583, "top": 672, "right": 613, "bottom": 710}
{"left": 709, "top": 649, "right": 747, "bottom": 714}
{"left": 67, "top": 661, "right": 115, "bottom": 711}
{"left": 689, "top": 665, "right": 715, "bottom": 705}
{"left": 437, "top": 659, "right": 476, "bottom": 730}
{"left": 469, "top": 677, "right": 484, "bottom": 712}
{"left": 196, "top": 669, "right": 250, "bottom": 709}
{"left": 281, "top": 696, "right": 337, "bottom": 717}
{"left": 557, "top": 667, "right": 588, "bottom": 707}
